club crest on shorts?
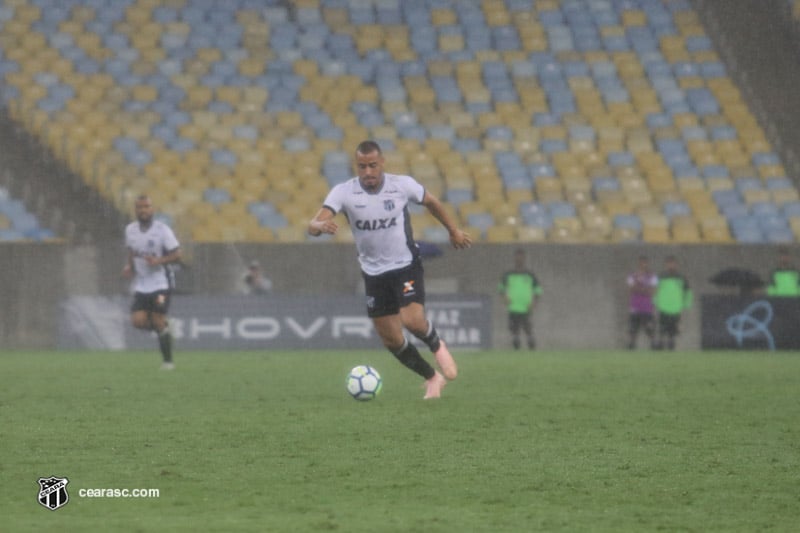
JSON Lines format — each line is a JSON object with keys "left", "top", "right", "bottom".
{"left": 37, "top": 476, "right": 69, "bottom": 511}
{"left": 383, "top": 199, "right": 395, "bottom": 211}
{"left": 403, "top": 280, "right": 416, "bottom": 295}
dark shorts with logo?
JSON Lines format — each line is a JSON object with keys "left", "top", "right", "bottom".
{"left": 130, "top": 290, "right": 172, "bottom": 315}
{"left": 363, "top": 260, "right": 426, "bottom": 318}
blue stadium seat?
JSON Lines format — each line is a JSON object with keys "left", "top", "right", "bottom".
{"left": 614, "top": 214, "right": 642, "bottom": 233}
{"left": 519, "top": 202, "right": 553, "bottom": 229}
{"left": 445, "top": 189, "right": 474, "bottom": 207}
{"left": 204, "top": 188, "right": 231, "bottom": 206}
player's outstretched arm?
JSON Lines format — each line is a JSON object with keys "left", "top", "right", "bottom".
{"left": 308, "top": 207, "right": 338, "bottom": 237}
{"left": 421, "top": 192, "right": 472, "bottom": 249}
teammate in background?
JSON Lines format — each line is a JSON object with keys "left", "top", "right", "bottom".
{"left": 627, "top": 255, "right": 658, "bottom": 350}
{"left": 653, "top": 255, "right": 693, "bottom": 351}
{"left": 766, "top": 247, "right": 800, "bottom": 296}
{"left": 308, "top": 140, "right": 472, "bottom": 399}
{"left": 122, "top": 195, "right": 181, "bottom": 369}
{"left": 498, "top": 248, "right": 542, "bottom": 350}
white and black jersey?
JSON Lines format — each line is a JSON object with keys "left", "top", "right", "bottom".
{"left": 323, "top": 173, "right": 425, "bottom": 276}
{"left": 125, "top": 220, "right": 180, "bottom": 293}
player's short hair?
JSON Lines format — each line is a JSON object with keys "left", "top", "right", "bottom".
{"left": 356, "top": 140, "right": 382, "bottom": 156}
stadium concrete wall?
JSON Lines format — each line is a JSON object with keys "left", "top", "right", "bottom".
{"left": 0, "top": 241, "right": 790, "bottom": 350}
{"left": 0, "top": 242, "right": 65, "bottom": 347}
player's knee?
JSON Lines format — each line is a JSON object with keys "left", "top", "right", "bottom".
{"left": 131, "top": 316, "right": 149, "bottom": 330}
{"left": 150, "top": 315, "right": 167, "bottom": 332}
{"left": 403, "top": 317, "right": 428, "bottom": 338}
{"left": 379, "top": 331, "right": 406, "bottom": 352}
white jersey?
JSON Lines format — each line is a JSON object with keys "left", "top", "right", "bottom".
{"left": 125, "top": 220, "right": 180, "bottom": 293}
{"left": 323, "top": 173, "right": 425, "bottom": 276}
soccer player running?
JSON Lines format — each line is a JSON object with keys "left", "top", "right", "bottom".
{"left": 122, "top": 194, "right": 181, "bottom": 369}
{"left": 498, "top": 248, "right": 542, "bottom": 350}
{"left": 308, "top": 140, "right": 472, "bottom": 399}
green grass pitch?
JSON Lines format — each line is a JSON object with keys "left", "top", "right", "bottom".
{"left": 2, "top": 349, "right": 799, "bottom": 532}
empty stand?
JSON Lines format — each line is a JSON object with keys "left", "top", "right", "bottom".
{"left": 0, "top": 0, "right": 796, "bottom": 243}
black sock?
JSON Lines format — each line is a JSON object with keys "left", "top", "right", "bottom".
{"left": 391, "top": 338, "right": 435, "bottom": 379}
{"left": 415, "top": 321, "right": 442, "bottom": 353}
{"left": 157, "top": 328, "right": 173, "bottom": 363}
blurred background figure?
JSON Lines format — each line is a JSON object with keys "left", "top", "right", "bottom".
{"left": 654, "top": 255, "right": 693, "bottom": 351}
{"left": 242, "top": 260, "right": 272, "bottom": 295}
{"left": 627, "top": 255, "right": 658, "bottom": 350}
{"left": 498, "top": 248, "right": 542, "bottom": 350}
{"left": 766, "top": 247, "right": 800, "bottom": 297}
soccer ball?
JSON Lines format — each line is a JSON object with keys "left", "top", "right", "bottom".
{"left": 346, "top": 365, "right": 382, "bottom": 401}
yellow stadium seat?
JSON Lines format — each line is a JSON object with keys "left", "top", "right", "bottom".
{"left": 642, "top": 226, "right": 671, "bottom": 243}
{"left": 757, "top": 164, "right": 785, "bottom": 179}
{"left": 549, "top": 225, "right": 582, "bottom": 243}
{"left": 610, "top": 226, "right": 638, "bottom": 242}
{"left": 184, "top": 86, "right": 213, "bottom": 109}
{"left": 517, "top": 226, "right": 546, "bottom": 242}
{"left": 621, "top": 10, "right": 647, "bottom": 26}
{"left": 486, "top": 225, "right": 517, "bottom": 243}
{"left": 675, "top": 176, "right": 705, "bottom": 193}
{"left": 506, "top": 188, "right": 534, "bottom": 207}
{"left": 772, "top": 188, "right": 800, "bottom": 205}
{"left": 213, "top": 86, "right": 240, "bottom": 106}
{"left": 706, "top": 177, "right": 733, "bottom": 192}
{"left": 742, "top": 189, "right": 771, "bottom": 204}
{"left": 702, "top": 227, "right": 733, "bottom": 243}
{"left": 582, "top": 212, "right": 612, "bottom": 236}
{"left": 275, "top": 226, "right": 307, "bottom": 243}
{"left": 790, "top": 217, "right": 800, "bottom": 239}
{"left": 672, "top": 222, "right": 702, "bottom": 243}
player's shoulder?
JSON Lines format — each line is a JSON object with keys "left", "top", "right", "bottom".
{"left": 330, "top": 177, "right": 359, "bottom": 193}
{"left": 152, "top": 220, "right": 179, "bottom": 242}
{"left": 385, "top": 172, "right": 418, "bottom": 186}
{"left": 385, "top": 173, "right": 424, "bottom": 198}
{"left": 150, "top": 219, "right": 173, "bottom": 232}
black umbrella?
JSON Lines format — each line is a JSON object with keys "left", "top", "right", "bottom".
{"left": 709, "top": 268, "right": 765, "bottom": 295}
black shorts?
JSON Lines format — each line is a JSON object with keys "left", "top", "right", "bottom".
{"left": 508, "top": 312, "right": 532, "bottom": 334}
{"left": 363, "top": 260, "right": 426, "bottom": 318}
{"left": 629, "top": 312, "right": 654, "bottom": 334}
{"left": 130, "top": 290, "right": 171, "bottom": 315}
{"left": 658, "top": 313, "right": 681, "bottom": 336}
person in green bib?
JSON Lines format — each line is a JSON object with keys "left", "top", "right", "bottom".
{"left": 653, "top": 256, "right": 693, "bottom": 350}
{"left": 766, "top": 247, "right": 800, "bottom": 297}
{"left": 498, "top": 249, "right": 542, "bottom": 350}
